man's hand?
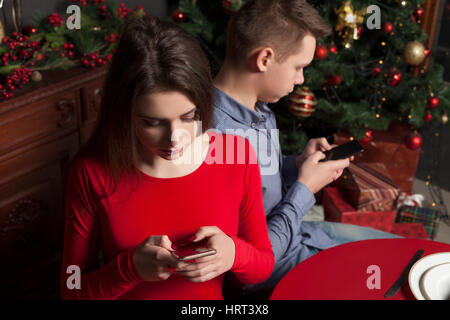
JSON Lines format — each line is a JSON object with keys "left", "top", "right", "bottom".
{"left": 297, "top": 151, "right": 350, "bottom": 194}
{"left": 296, "top": 137, "right": 332, "bottom": 169}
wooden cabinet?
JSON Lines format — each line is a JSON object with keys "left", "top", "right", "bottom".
{"left": 0, "top": 66, "right": 107, "bottom": 299}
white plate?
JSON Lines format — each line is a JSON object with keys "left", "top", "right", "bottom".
{"left": 408, "top": 252, "right": 450, "bottom": 300}
{"left": 421, "top": 263, "right": 450, "bottom": 300}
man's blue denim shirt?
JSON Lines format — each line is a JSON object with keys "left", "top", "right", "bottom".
{"left": 211, "top": 86, "right": 338, "bottom": 287}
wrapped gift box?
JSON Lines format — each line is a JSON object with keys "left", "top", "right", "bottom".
{"left": 396, "top": 205, "right": 439, "bottom": 239}
{"left": 323, "top": 187, "right": 396, "bottom": 232}
{"left": 334, "top": 162, "right": 400, "bottom": 212}
{"left": 390, "top": 223, "right": 431, "bottom": 240}
{"left": 334, "top": 122, "right": 421, "bottom": 194}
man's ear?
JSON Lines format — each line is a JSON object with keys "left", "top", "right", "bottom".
{"left": 255, "top": 48, "right": 275, "bottom": 72}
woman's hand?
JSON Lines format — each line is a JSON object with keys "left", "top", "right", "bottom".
{"left": 173, "top": 226, "right": 236, "bottom": 283}
{"left": 133, "top": 235, "right": 179, "bottom": 282}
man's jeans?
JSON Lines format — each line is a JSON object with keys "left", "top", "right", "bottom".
{"left": 316, "top": 221, "right": 402, "bottom": 248}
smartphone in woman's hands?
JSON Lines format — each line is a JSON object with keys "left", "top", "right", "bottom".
{"left": 175, "top": 248, "right": 217, "bottom": 261}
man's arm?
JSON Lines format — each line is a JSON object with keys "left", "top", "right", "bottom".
{"left": 265, "top": 180, "right": 315, "bottom": 262}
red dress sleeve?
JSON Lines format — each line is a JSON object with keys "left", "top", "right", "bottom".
{"left": 60, "top": 159, "right": 143, "bottom": 300}
{"left": 229, "top": 138, "right": 275, "bottom": 284}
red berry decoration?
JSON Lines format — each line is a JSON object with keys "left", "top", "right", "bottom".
{"left": 382, "top": 22, "right": 394, "bottom": 34}
{"left": 315, "top": 45, "right": 328, "bottom": 60}
{"left": 48, "top": 13, "right": 64, "bottom": 27}
{"left": 405, "top": 132, "right": 423, "bottom": 150}
{"left": 427, "top": 96, "right": 440, "bottom": 109}
{"left": 386, "top": 69, "right": 402, "bottom": 87}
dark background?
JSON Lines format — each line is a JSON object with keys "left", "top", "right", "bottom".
{"left": 1, "top": 0, "right": 449, "bottom": 191}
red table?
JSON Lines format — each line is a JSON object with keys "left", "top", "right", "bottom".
{"left": 270, "top": 239, "right": 450, "bottom": 300}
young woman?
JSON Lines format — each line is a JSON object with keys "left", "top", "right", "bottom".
{"left": 60, "top": 16, "right": 274, "bottom": 300}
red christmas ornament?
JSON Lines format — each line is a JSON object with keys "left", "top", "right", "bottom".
{"left": 329, "top": 44, "right": 338, "bottom": 54}
{"left": 424, "top": 113, "right": 432, "bottom": 122}
{"left": 424, "top": 49, "right": 431, "bottom": 58}
{"left": 382, "top": 22, "right": 394, "bottom": 34}
{"left": 405, "top": 132, "right": 423, "bottom": 150}
{"left": 334, "top": 74, "right": 342, "bottom": 85}
{"left": 386, "top": 69, "right": 402, "bottom": 87}
{"left": 372, "top": 67, "right": 381, "bottom": 78}
{"left": 324, "top": 74, "right": 342, "bottom": 86}
{"left": 173, "top": 10, "right": 185, "bottom": 22}
{"left": 414, "top": 6, "right": 424, "bottom": 20}
{"left": 315, "top": 45, "right": 328, "bottom": 60}
{"left": 427, "top": 96, "right": 440, "bottom": 109}
{"left": 360, "top": 129, "right": 373, "bottom": 144}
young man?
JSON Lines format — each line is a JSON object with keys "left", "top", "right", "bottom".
{"left": 211, "top": 0, "right": 399, "bottom": 296}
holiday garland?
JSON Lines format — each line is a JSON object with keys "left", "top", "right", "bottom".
{"left": 0, "top": 0, "right": 146, "bottom": 101}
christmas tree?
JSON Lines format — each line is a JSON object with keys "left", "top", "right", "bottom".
{"left": 172, "top": 0, "right": 450, "bottom": 153}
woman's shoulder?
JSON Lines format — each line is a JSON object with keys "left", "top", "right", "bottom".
{"left": 66, "top": 149, "right": 109, "bottom": 186}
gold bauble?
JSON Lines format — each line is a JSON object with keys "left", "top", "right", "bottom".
{"left": 442, "top": 114, "right": 449, "bottom": 125}
{"left": 288, "top": 86, "right": 317, "bottom": 118}
{"left": 403, "top": 41, "right": 426, "bottom": 66}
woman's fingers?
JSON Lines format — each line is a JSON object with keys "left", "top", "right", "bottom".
{"left": 191, "top": 226, "right": 220, "bottom": 242}
{"left": 145, "top": 235, "right": 175, "bottom": 252}
{"left": 175, "top": 261, "right": 217, "bottom": 280}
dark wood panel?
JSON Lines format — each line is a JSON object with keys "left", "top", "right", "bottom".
{"left": 0, "top": 65, "right": 106, "bottom": 299}
{"left": 0, "top": 132, "right": 79, "bottom": 299}
{"left": 0, "top": 91, "right": 80, "bottom": 157}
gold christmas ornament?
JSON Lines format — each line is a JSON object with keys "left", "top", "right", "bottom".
{"left": 288, "top": 86, "right": 317, "bottom": 118}
{"left": 334, "top": 1, "right": 367, "bottom": 47}
{"left": 442, "top": 114, "right": 449, "bottom": 125}
{"left": 31, "top": 71, "right": 43, "bottom": 82}
{"left": 403, "top": 41, "right": 426, "bottom": 66}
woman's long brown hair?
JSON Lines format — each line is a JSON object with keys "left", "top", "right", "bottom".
{"left": 73, "top": 15, "right": 214, "bottom": 199}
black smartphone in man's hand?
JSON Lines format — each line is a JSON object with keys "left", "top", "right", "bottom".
{"left": 319, "top": 140, "right": 364, "bottom": 162}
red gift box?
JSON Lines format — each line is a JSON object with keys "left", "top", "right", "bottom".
{"left": 390, "top": 223, "right": 431, "bottom": 240}
{"left": 323, "top": 187, "right": 395, "bottom": 232}
{"left": 334, "top": 162, "right": 400, "bottom": 212}
{"left": 335, "top": 122, "right": 420, "bottom": 194}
